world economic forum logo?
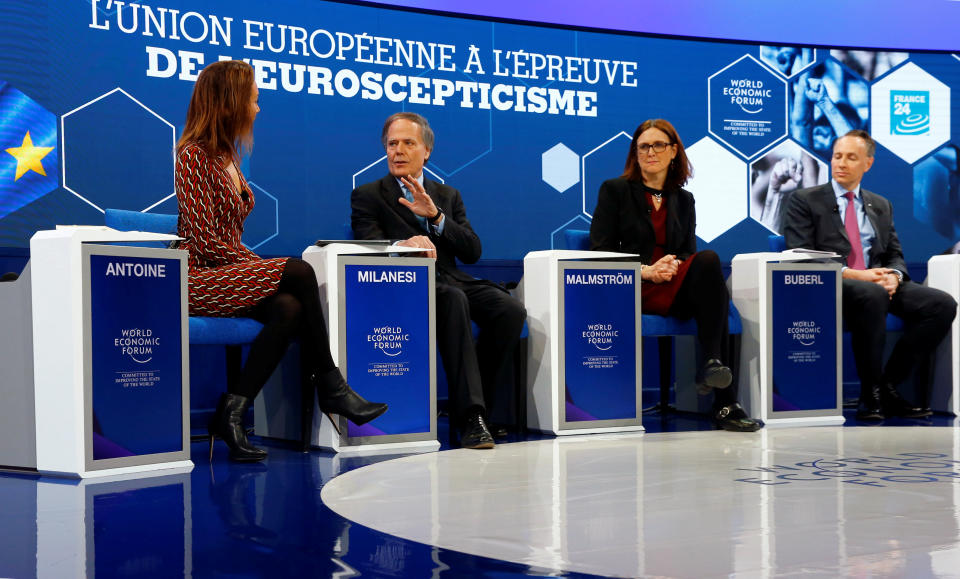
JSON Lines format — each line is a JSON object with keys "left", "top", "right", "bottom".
{"left": 368, "top": 325, "right": 409, "bottom": 357}
{"left": 582, "top": 322, "right": 618, "bottom": 351}
{"left": 707, "top": 54, "right": 787, "bottom": 159}
{"left": 890, "top": 90, "right": 930, "bottom": 135}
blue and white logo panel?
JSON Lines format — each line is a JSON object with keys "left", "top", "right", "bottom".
{"left": 708, "top": 54, "right": 788, "bottom": 159}
{"left": 872, "top": 62, "right": 950, "bottom": 164}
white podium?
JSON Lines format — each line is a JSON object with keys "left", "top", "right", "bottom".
{"left": 927, "top": 254, "right": 960, "bottom": 415}
{"left": 731, "top": 252, "right": 844, "bottom": 427}
{"left": 0, "top": 228, "right": 192, "bottom": 478}
{"left": 256, "top": 242, "right": 439, "bottom": 456}
{"left": 523, "top": 250, "right": 644, "bottom": 435}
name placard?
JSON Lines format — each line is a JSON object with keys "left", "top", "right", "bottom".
{"left": 89, "top": 254, "right": 184, "bottom": 460}
{"left": 344, "top": 263, "right": 431, "bottom": 438}
{"left": 770, "top": 268, "right": 839, "bottom": 413}
{"left": 562, "top": 267, "right": 638, "bottom": 423}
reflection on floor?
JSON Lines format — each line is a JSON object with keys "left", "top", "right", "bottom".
{"left": 1, "top": 410, "right": 958, "bottom": 578}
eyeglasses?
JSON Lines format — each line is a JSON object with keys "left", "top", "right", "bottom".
{"left": 637, "top": 142, "right": 672, "bottom": 154}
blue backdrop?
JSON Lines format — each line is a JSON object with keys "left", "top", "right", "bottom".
{"left": 2, "top": 0, "right": 960, "bottom": 267}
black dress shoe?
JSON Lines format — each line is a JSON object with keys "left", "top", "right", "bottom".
{"left": 460, "top": 413, "right": 495, "bottom": 449}
{"left": 880, "top": 383, "right": 930, "bottom": 418}
{"left": 700, "top": 359, "right": 732, "bottom": 390}
{"left": 489, "top": 423, "right": 509, "bottom": 440}
{"left": 714, "top": 403, "right": 763, "bottom": 432}
{"left": 856, "top": 384, "right": 885, "bottom": 420}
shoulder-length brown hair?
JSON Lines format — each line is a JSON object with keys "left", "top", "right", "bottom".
{"left": 176, "top": 60, "right": 256, "bottom": 162}
{"left": 622, "top": 118, "right": 693, "bottom": 189}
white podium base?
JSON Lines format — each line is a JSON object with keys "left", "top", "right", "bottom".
{"left": 762, "top": 416, "right": 846, "bottom": 429}
{"left": 39, "top": 460, "right": 194, "bottom": 480}
{"left": 533, "top": 425, "right": 646, "bottom": 436}
{"left": 318, "top": 440, "right": 440, "bottom": 457}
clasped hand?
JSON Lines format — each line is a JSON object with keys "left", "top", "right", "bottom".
{"left": 642, "top": 254, "right": 680, "bottom": 283}
{"left": 843, "top": 267, "right": 900, "bottom": 298}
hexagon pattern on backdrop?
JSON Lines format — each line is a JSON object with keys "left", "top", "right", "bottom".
{"left": 749, "top": 139, "right": 829, "bottom": 234}
{"left": 550, "top": 214, "right": 592, "bottom": 250}
{"left": 871, "top": 62, "right": 950, "bottom": 164}
{"left": 708, "top": 54, "right": 787, "bottom": 159}
{"left": 685, "top": 136, "right": 747, "bottom": 243}
{"left": 541, "top": 143, "right": 580, "bottom": 193}
{"left": 913, "top": 143, "right": 960, "bottom": 241}
{"left": 581, "top": 132, "right": 632, "bottom": 218}
{"left": 62, "top": 88, "right": 174, "bottom": 213}
{"left": 244, "top": 182, "right": 279, "bottom": 250}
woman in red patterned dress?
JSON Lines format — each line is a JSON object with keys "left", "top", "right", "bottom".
{"left": 589, "top": 119, "right": 762, "bottom": 432}
{"left": 176, "top": 60, "right": 387, "bottom": 461}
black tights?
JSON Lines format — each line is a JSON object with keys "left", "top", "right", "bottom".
{"left": 669, "top": 250, "right": 729, "bottom": 361}
{"left": 668, "top": 251, "right": 736, "bottom": 407}
{"left": 231, "top": 258, "right": 336, "bottom": 399}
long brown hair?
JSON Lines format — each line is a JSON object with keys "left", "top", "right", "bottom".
{"left": 622, "top": 118, "right": 692, "bottom": 189}
{"left": 176, "top": 60, "right": 256, "bottom": 162}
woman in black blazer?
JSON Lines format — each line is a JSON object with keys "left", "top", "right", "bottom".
{"left": 590, "top": 119, "right": 762, "bottom": 432}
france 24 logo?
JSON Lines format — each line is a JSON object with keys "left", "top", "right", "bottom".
{"left": 890, "top": 90, "right": 930, "bottom": 135}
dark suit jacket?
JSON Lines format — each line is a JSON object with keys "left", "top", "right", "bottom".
{"left": 783, "top": 183, "right": 908, "bottom": 279}
{"left": 589, "top": 177, "right": 697, "bottom": 262}
{"left": 350, "top": 175, "right": 482, "bottom": 283}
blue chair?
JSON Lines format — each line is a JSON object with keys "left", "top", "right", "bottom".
{"left": 564, "top": 229, "right": 744, "bottom": 412}
{"left": 768, "top": 234, "right": 904, "bottom": 332}
{"left": 105, "top": 209, "right": 315, "bottom": 451}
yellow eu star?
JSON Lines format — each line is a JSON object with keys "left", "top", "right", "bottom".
{"left": 6, "top": 131, "right": 55, "bottom": 181}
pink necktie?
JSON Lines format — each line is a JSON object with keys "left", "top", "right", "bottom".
{"left": 844, "top": 191, "right": 866, "bottom": 270}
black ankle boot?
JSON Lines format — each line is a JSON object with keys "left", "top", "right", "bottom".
{"left": 314, "top": 369, "right": 388, "bottom": 430}
{"left": 208, "top": 393, "right": 268, "bottom": 462}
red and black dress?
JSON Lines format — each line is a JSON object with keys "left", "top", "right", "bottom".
{"left": 176, "top": 142, "right": 336, "bottom": 398}
{"left": 176, "top": 142, "right": 286, "bottom": 317}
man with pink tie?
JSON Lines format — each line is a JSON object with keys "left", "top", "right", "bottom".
{"left": 784, "top": 130, "right": 956, "bottom": 420}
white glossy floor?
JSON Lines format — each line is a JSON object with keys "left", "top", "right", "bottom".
{"left": 323, "top": 426, "right": 960, "bottom": 578}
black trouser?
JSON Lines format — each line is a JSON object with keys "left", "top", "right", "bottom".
{"left": 667, "top": 250, "right": 736, "bottom": 407}
{"left": 232, "top": 259, "right": 336, "bottom": 399}
{"left": 843, "top": 278, "right": 956, "bottom": 395}
{"left": 435, "top": 276, "right": 527, "bottom": 427}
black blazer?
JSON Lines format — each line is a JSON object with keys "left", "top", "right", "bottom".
{"left": 350, "top": 174, "right": 482, "bottom": 283}
{"left": 783, "top": 183, "right": 908, "bottom": 279}
{"left": 589, "top": 177, "right": 697, "bottom": 263}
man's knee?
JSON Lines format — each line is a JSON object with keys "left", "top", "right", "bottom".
{"left": 844, "top": 280, "right": 889, "bottom": 317}
{"left": 501, "top": 298, "right": 527, "bottom": 336}
{"left": 436, "top": 285, "right": 471, "bottom": 322}
{"left": 930, "top": 290, "right": 958, "bottom": 329}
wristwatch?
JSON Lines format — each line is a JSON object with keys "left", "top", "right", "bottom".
{"left": 892, "top": 269, "right": 904, "bottom": 285}
{"left": 428, "top": 207, "right": 443, "bottom": 225}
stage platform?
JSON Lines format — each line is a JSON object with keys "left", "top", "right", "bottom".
{"left": 2, "top": 412, "right": 959, "bottom": 578}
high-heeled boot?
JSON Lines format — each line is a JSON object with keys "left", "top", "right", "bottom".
{"left": 314, "top": 369, "right": 388, "bottom": 433}
{"left": 208, "top": 393, "right": 268, "bottom": 462}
